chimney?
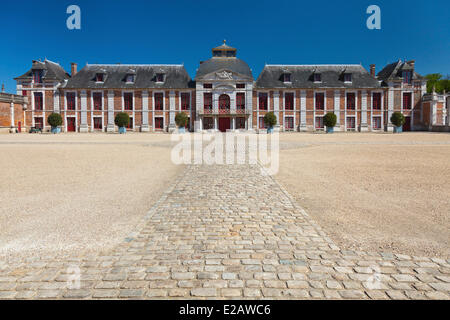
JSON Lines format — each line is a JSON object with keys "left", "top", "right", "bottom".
{"left": 407, "top": 60, "right": 415, "bottom": 69}
{"left": 370, "top": 64, "right": 376, "bottom": 77}
{"left": 71, "top": 62, "right": 78, "bottom": 76}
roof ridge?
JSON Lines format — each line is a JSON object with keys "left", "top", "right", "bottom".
{"left": 266, "top": 64, "right": 363, "bottom": 67}
{"left": 86, "top": 64, "right": 184, "bottom": 67}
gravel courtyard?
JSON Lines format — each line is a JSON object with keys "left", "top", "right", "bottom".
{"left": 276, "top": 132, "right": 450, "bottom": 258}
{"left": 0, "top": 134, "right": 183, "bottom": 262}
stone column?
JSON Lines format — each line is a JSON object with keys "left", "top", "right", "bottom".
{"left": 246, "top": 86, "right": 253, "bottom": 130}
{"left": 231, "top": 91, "right": 236, "bottom": 114}
{"left": 141, "top": 91, "right": 149, "bottom": 132}
{"left": 334, "top": 90, "right": 340, "bottom": 131}
{"left": 54, "top": 91, "right": 60, "bottom": 112}
{"left": 10, "top": 102, "right": 15, "bottom": 133}
{"left": 273, "top": 91, "right": 280, "bottom": 131}
{"left": 169, "top": 91, "right": 176, "bottom": 132}
{"left": 387, "top": 87, "right": 394, "bottom": 132}
{"left": 80, "top": 90, "right": 88, "bottom": 132}
{"left": 300, "top": 90, "right": 307, "bottom": 131}
{"left": 107, "top": 90, "right": 115, "bottom": 132}
{"left": 360, "top": 90, "right": 368, "bottom": 131}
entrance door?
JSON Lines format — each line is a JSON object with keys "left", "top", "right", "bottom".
{"left": 155, "top": 117, "right": 163, "bottom": 130}
{"left": 67, "top": 117, "right": 76, "bottom": 132}
{"left": 218, "top": 117, "right": 231, "bottom": 132}
{"left": 403, "top": 116, "right": 411, "bottom": 131}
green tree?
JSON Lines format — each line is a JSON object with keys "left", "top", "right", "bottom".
{"left": 425, "top": 73, "right": 450, "bottom": 94}
{"left": 114, "top": 112, "right": 130, "bottom": 128}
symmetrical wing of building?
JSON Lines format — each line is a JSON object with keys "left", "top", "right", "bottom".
{"left": 1, "top": 41, "right": 449, "bottom": 133}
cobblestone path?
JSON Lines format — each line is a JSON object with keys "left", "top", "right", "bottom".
{"left": 1, "top": 164, "right": 449, "bottom": 299}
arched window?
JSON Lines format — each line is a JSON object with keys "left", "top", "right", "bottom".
{"left": 219, "top": 94, "right": 230, "bottom": 110}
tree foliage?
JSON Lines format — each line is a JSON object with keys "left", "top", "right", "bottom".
{"left": 47, "top": 113, "right": 63, "bottom": 127}
{"left": 175, "top": 112, "right": 188, "bottom": 127}
{"left": 263, "top": 112, "right": 277, "bottom": 127}
{"left": 425, "top": 73, "right": 450, "bottom": 94}
{"left": 114, "top": 112, "right": 130, "bottom": 128}
{"left": 323, "top": 113, "right": 337, "bottom": 128}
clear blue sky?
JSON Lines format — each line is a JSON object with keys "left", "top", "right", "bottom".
{"left": 0, "top": 0, "right": 449, "bottom": 93}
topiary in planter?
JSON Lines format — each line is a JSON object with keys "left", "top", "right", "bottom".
{"left": 390, "top": 112, "right": 405, "bottom": 131}
{"left": 263, "top": 112, "right": 277, "bottom": 128}
{"left": 115, "top": 112, "right": 130, "bottom": 129}
{"left": 47, "top": 113, "right": 63, "bottom": 128}
{"left": 47, "top": 113, "right": 62, "bottom": 133}
{"left": 175, "top": 112, "right": 188, "bottom": 128}
{"left": 323, "top": 112, "right": 337, "bottom": 128}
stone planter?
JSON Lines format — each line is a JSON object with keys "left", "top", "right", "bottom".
{"left": 178, "top": 127, "right": 186, "bottom": 134}
{"left": 267, "top": 127, "right": 274, "bottom": 134}
{"left": 393, "top": 126, "right": 403, "bottom": 133}
{"left": 119, "top": 127, "right": 127, "bottom": 134}
{"left": 326, "top": 126, "right": 334, "bottom": 133}
{"left": 51, "top": 127, "right": 61, "bottom": 134}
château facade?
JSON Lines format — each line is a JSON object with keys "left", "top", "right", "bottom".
{"left": 2, "top": 41, "right": 449, "bottom": 133}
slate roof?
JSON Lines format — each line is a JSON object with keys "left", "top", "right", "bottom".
{"left": 377, "top": 60, "right": 424, "bottom": 83}
{"left": 63, "top": 64, "right": 193, "bottom": 89}
{"left": 195, "top": 58, "right": 253, "bottom": 81}
{"left": 255, "top": 65, "right": 380, "bottom": 89}
{"left": 14, "top": 59, "right": 70, "bottom": 81}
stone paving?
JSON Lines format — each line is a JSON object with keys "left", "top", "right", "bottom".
{"left": 0, "top": 163, "right": 449, "bottom": 299}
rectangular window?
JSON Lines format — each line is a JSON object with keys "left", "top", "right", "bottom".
{"left": 346, "top": 92, "right": 355, "bottom": 110}
{"left": 403, "top": 92, "right": 412, "bottom": 109}
{"left": 93, "top": 117, "right": 102, "bottom": 130}
{"left": 33, "top": 70, "right": 43, "bottom": 83}
{"left": 126, "top": 75, "right": 135, "bottom": 83}
{"left": 236, "top": 83, "right": 245, "bottom": 89}
{"left": 372, "top": 92, "right": 381, "bottom": 110}
{"left": 34, "top": 117, "right": 43, "bottom": 129}
{"left": 344, "top": 73, "right": 352, "bottom": 82}
{"left": 93, "top": 93, "right": 102, "bottom": 111}
{"left": 259, "top": 117, "right": 267, "bottom": 129}
{"left": 347, "top": 117, "right": 356, "bottom": 130}
{"left": 96, "top": 73, "right": 104, "bottom": 82}
{"left": 315, "top": 117, "right": 324, "bottom": 129}
{"left": 124, "top": 92, "right": 133, "bottom": 110}
{"left": 285, "top": 117, "right": 294, "bottom": 130}
{"left": 127, "top": 117, "right": 133, "bottom": 129}
{"left": 314, "top": 73, "right": 321, "bottom": 82}
{"left": 203, "top": 117, "right": 214, "bottom": 130}
{"left": 315, "top": 92, "right": 324, "bottom": 110}
{"left": 285, "top": 92, "right": 294, "bottom": 110}
{"left": 236, "top": 93, "right": 245, "bottom": 110}
{"left": 156, "top": 73, "right": 164, "bottom": 83}
{"left": 236, "top": 117, "right": 246, "bottom": 129}
{"left": 403, "top": 71, "right": 412, "bottom": 84}
{"left": 181, "top": 93, "right": 190, "bottom": 110}
{"left": 259, "top": 93, "right": 268, "bottom": 110}
{"left": 203, "top": 93, "right": 212, "bottom": 110}
{"left": 203, "top": 83, "right": 212, "bottom": 89}
{"left": 154, "top": 117, "right": 164, "bottom": 129}
{"left": 34, "top": 92, "right": 43, "bottom": 111}
{"left": 372, "top": 116, "right": 382, "bottom": 129}
{"left": 154, "top": 93, "right": 164, "bottom": 110}
{"left": 22, "top": 90, "right": 27, "bottom": 96}
{"left": 67, "top": 92, "right": 76, "bottom": 110}
{"left": 284, "top": 73, "right": 291, "bottom": 82}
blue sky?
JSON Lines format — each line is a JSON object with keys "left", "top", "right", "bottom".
{"left": 0, "top": 0, "right": 449, "bottom": 93}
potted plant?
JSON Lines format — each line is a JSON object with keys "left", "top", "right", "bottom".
{"left": 390, "top": 112, "right": 405, "bottom": 133}
{"left": 175, "top": 112, "right": 188, "bottom": 133}
{"left": 263, "top": 112, "right": 277, "bottom": 134}
{"left": 115, "top": 112, "right": 130, "bottom": 134}
{"left": 47, "top": 113, "right": 62, "bottom": 134}
{"left": 323, "top": 112, "right": 337, "bottom": 133}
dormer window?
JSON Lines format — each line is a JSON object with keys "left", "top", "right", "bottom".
{"left": 213, "top": 50, "right": 221, "bottom": 57}
{"left": 95, "top": 73, "right": 104, "bottom": 82}
{"left": 126, "top": 74, "right": 135, "bottom": 83}
{"left": 33, "top": 70, "right": 43, "bottom": 83}
{"left": 313, "top": 73, "right": 321, "bottom": 82}
{"left": 283, "top": 73, "right": 291, "bottom": 83}
{"left": 344, "top": 73, "right": 352, "bottom": 82}
{"left": 156, "top": 73, "right": 165, "bottom": 83}
{"left": 402, "top": 71, "right": 412, "bottom": 84}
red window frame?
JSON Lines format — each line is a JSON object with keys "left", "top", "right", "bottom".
{"left": 154, "top": 93, "right": 164, "bottom": 110}
{"left": 284, "top": 73, "right": 291, "bottom": 82}
{"left": 403, "top": 92, "right": 412, "bottom": 109}
{"left": 154, "top": 117, "right": 164, "bottom": 129}
{"left": 372, "top": 116, "right": 381, "bottom": 129}
{"left": 181, "top": 93, "right": 190, "bottom": 111}
{"left": 372, "top": 92, "right": 381, "bottom": 110}
{"left": 403, "top": 71, "right": 412, "bottom": 84}
{"left": 259, "top": 117, "right": 267, "bottom": 129}
{"left": 315, "top": 92, "right": 324, "bottom": 110}
{"left": 93, "top": 93, "right": 102, "bottom": 110}
{"left": 66, "top": 92, "right": 76, "bottom": 110}
{"left": 34, "top": 92, "right": 43, "bottom": 111}
{"left": 344, "top": 73, "right": 352, "bottom": 82}
{"left": 347, "top": 117, "right": 356, "bottom": 129}
{"left": 203, "top": 93, "right": 212, "bottom": 110}
{"left": 315, "top": 117, "right": 324, "bottom": 129}
{"left": 127, "top": 117, "right": 133, "bottom": 129}
{"left": 124, "top": 92, "right": 133, "bottom": 110}
{"left": 285, "top": 117, "right": 294, "bottom": 130}
{"left": 33, "top": 70, "right": 43, "bottom": 83}
{"left": 156, "top": 73, "right": 164, "bottom": 82}
{"left": 219, "top": 94, "right": 230, "bottom": 110}
{"left": 93, "top": 117, "right": 102, "bottom": 130}
{"left": 346, "top": 93, "right": 355, "bottom": 110}
{"left": 285, "top": 92, "right": 294, "bottom": 110}
{"left": 236, "top": 93, "right": 245, "bottom": 110}
{"left": 259, "top": 93, "right": 268, "bottom": 110}
{"left": 22, "top": 90, "right": 27, "bottom": 96}
{"left": 95, "top": 73, "right": 104, "bottom": 82}
{"left": 314, "top": 73, "right": 321, "bottom": 82}
{"left": 34, "top": 117, "right": 43, "bottom": 129}
{"left": 236, "top": 117, "right": 246, "bottom": 129}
